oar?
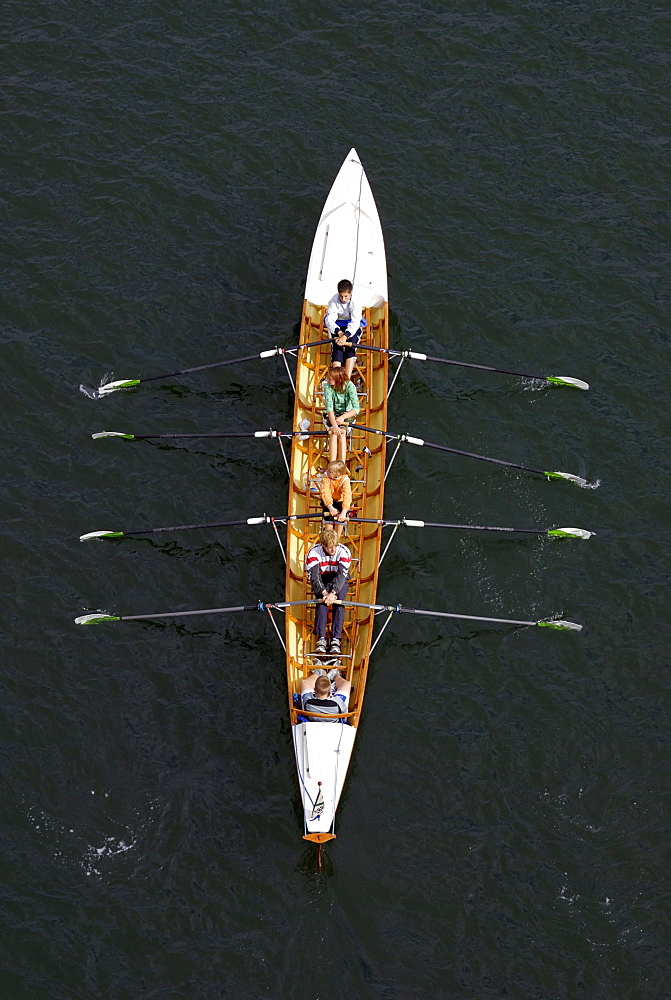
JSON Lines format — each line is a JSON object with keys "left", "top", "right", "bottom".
{"left": 75, "top": 599, "right": 581, "bottom": 631}
{"left": 354, "top": 517, "right": 594, "bottom": 540}
{"left": 90, "top": 429, "right": 328, "bottom": 441}
{"left": 355, "top": 344, "right": 588, "bottom": 390}
{"left": 94, "top": 340, "right": 332, "bottom": 396}
{"left": 75, "top": 599, "right": 318, "bottom": 625}
{"left": 352, "top": 423, "right": 595, "bottom": 489}
{"left": 81, "top": 514, "right": 594, "bottom": 543}
{"left": 79, "top": 512, "right": 317, "bottom": 542}
{"left": 335, "top": 601, "right": 583, "bottom": 631}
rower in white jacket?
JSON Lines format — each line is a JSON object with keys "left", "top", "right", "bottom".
{"left": 324, "top": 278, "right": 364, "bottom": 379}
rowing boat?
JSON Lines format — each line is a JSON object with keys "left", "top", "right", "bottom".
{"left": 76, "top": 152, "right": 589, "bottom": 862}
{"left": 285, "top": 149, "right": 388, "bottom": 846}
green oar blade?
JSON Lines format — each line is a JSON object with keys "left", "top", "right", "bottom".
{"left": 80, "top": 531, "right": 124, "bottom": 541}
{"left": 75, "top": 613, "right": 121, "bottom": 625}
{"left": 545, "top": 376, "right": 589, "bottom": 391}
{"left": 544, "top": 470, "right": 594, "bottom": 488}
{"left": 537, "top": 619, "right": 583, "bottom": 631}
{"left": 97, "top": 379, "right": 141, "bottom": 396}
{"left": 91, "top": 431, "right": 135, "bottom": 440}
{"left": 547, "top": 527, "right": 594, "bottom": 539}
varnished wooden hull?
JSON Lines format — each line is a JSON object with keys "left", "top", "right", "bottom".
{"left": 285, "top": 150, "right": 388, "bottom": 840}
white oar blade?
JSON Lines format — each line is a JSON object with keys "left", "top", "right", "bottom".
{"left": 75, "top": 613, "right": 121, "bottom": 625}
{"left": 547, "top": 527, "right": 594, "bottom": 539}
{"left": 546, "top": 376, "right": 589, "bottom": 391}
{"left": 98, "top": 379, "right": 141, "bottom": 395}
{"left": 91, "top": 431, "right": 135, "bottom": 440}
{"left": 545, "top": 470, "right": 594, "bottom": 489}
{"left": 80, "top": 530, "right": 124, "bottom": 541}
{"left": 537, "top": 619, "right": 583, "bottom": 631}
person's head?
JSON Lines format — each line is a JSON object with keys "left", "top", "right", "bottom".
{"left": 314, "top": 675, "right": 331, "bottom": 698}
{"left": 320, "top": 526, "right": 338, "bottom": 555}
{"left": 326, "top": 365, "right": 349, "bottom": 392}
{"left": 327, "top": 460, "right": 347, "bottom": 480}
{"left": 337, "top": 278, "right": 353, "bottom": 303}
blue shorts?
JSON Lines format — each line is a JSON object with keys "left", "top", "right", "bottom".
{"left": 331, "top": 337, "right": 357, "bottom": 366}
{"left": 329, "top": 318, "right": 366, "bottom": 366}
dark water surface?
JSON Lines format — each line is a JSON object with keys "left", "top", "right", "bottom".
{"left": 3, "top": 1, "right": 670, "bottom": 997}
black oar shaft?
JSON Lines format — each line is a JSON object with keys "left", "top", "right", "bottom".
{"left": 355, "top": 343, "right": 549, "bottom": 381}
{"left": 136, "top": 432, "right": 267, "bottom": 440}
{"left": 348, "top": 516, "right": 543, "bottom": 534}
{"left": 421, "top": 439, "right": 546, "bottom": 476}
{"left": 140, "top": 354, "right": 261, "bottom": 383}
{"left": 123, "top": 513, "right": 317, "bottom": 536}
{"left": 117, "top": 598, "right": 319, "bottom": 622}
{"left": 138, "top": 340, "right": 331, "bottom": 385}
{"left": 420, "top": 521, "right": 544, "bottom": 534}
{"left": 351, "top": 423, "right": 546, "bottom": 477}
{"left": 332, "top": 600, "right": 537, "bottom": 627}
{"left": 424, "top": 355, "right": 543, "bottom": 380}
{"left": 398, "top": 606, "right": 537, "bottom": 626}
{"left": 133, "top": 430, "right": 328, "bottom": 440}
{"left": 120, "top": 604, "right": 259, "bottom": 621}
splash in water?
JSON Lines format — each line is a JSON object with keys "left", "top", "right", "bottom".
{"left": 79, "top": 373, "right": 115, "bottom": 399}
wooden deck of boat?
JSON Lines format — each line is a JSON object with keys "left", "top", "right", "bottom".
{"left": 285, "top": 300, "right": 388, "bottom": 728}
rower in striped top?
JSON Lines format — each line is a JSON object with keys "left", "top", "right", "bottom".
{"left": 305, "top": 527, "right": 351, "bottom": 656}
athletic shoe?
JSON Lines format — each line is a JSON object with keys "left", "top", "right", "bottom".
{"left": 329, "top": 639, "right": 341, "bottom": 655}
{"left": 326, "top": 667, "right": 341, "bottom": 681}
{"left": 315, "top": 637, "right": 327, "bottom": 654}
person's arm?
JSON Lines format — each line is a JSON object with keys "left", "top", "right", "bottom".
{"left": 331, "top": 546, "right": 351, "bottom": 591}
{"left": 341, "top": 475, "right": 352, "bottom": 512}
{"left": 306, "top": 548, "right": 327, "bottom": 596}
{"left": 345, "top": 298, "right": 363, "bottom": 339}
{"left": 336, "top": 476, "right": 352, "bottom": 522}
{"left": 319, "top": 477, "right": 339, "bottom": 522}
{"left": 323, "top": 383, "right": 339, "bottom": 429}
{"left": 324, "top": 297, "right": 338, "bottom": 334}
{"left": 334, "top": 384, "right": 359, "bottom": 424}
{"left": 347, "top": 382, "right": 360, "bottom": 415}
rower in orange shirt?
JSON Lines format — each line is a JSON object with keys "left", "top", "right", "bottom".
{"left": 319, "top": 460, "right": 352, "bottom": 540}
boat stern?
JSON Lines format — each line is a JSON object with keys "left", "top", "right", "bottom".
{"left": 292, "top": 721, "right": 357, "bottom": 838}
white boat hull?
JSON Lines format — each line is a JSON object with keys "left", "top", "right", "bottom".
{"left": 292, "top": 722, "right": 357, "bottom": 835}
{"left": 304, "top": 147, "right": 388, "bottom": 309}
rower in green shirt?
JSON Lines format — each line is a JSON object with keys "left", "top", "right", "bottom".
{"left": 323, "top": 366, "right": 360, "bottom": 463}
